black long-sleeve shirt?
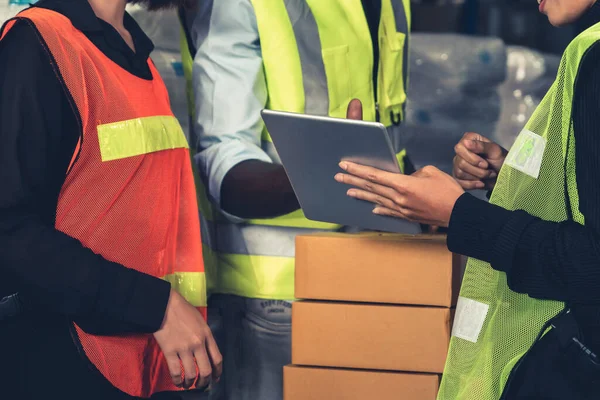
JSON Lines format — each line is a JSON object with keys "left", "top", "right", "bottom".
{"left": 449, "top": 4, "right": 600, "bottom": 352}
{"left": 0, "top": 0, "right": 170, "bottom": 335}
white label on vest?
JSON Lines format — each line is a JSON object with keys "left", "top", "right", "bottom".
{"left": 504, "top": 129, "right": 546, "bottom": 179}
{"left": 452, "top": 297, "right": 490, "bottom": 343}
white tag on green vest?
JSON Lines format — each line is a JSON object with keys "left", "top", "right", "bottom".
{"left": 452, "top": 297, "right": 490, "bottom": 343}
{"left": 504, "top": 129, "right": 547, "bottom": 179}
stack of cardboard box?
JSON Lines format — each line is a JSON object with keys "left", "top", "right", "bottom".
{"left": 285, "top": 232, "right": 462, "bottom": 400}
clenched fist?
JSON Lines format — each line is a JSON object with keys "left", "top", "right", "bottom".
{"left": 453, "top": 132, "right": 508, "bottom": 191}
{"left": 153, "top": 290, "right": 222, "bottom": 390}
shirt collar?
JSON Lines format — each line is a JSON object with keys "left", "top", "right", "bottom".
{"left": 576, "top": 2, "right": 600, "bottom": 35}
{"left": 123, "top": 12, "right": 155, "bottom": 58}
{"left": 33, "top": 0, "right": 154, "bottom": 59}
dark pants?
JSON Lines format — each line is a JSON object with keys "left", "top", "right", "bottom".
{"left": 500, "top": 311, "right": 600, "bottom": 399}
{"left": 0, "top": 312, "right": 207, "bottom": 400}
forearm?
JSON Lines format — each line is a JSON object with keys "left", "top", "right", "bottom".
{"left": 192, "top": 0, "right": 291, "bottom": 220}
{"left": 510, "top": 218, "right": 600, "bottom": 303}
{"left": 448, "top": 194, "right": 600, "bottom": 303}
{"left": 0, "top": 212, "right": 170, "bottom": 334}
{"left": 221, "top": 160, "right": 300, "bottom": 219}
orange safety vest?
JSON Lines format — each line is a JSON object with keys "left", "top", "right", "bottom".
{"left": 1, "top": 8, "right": 206, "bottom": 398}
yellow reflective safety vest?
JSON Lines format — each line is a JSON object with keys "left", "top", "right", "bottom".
{"left": 437, "top": 24, "right": 600, "bottom": 400}
{"left": 179, "top": 0, "right": 411, "bottom": 300}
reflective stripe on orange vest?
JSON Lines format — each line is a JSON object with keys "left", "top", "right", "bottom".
{"left": 1, "top": 8, "right": 206, "bottom": 398}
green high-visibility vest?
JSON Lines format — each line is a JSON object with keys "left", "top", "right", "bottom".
{"left": 437, "top": 23, "right": 600, "bottom": 400}
{"left": 179, "top": 0, "right": 411, "bottom": 300}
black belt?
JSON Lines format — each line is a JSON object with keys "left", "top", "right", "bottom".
{"left": 0, "top": 293, "right": 22, "bottom": 322}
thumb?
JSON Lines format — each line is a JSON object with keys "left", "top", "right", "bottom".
{"left": 346, "top": 99, "right": 363, "bottom": 121}
{"left": 467, "top": 140, "right": 505, "bottom": 160}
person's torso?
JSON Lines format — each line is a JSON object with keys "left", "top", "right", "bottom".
{"left": 2, "top": 7, "right": 206, "bottom": 397}
{"left": 252, "top": 0, "right": 409, "bottom": 126}
{"left": 179, "top": 0, "right": 411, "bottom": 300}
{"left": 437, "top": 22, "right": 600, "bottom": 400}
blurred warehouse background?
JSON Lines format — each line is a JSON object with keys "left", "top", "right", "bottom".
{"left": 1, "top": 0, "right": 567, "bottom": 175}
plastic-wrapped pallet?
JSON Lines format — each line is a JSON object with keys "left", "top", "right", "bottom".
{"left": 493, "top": 46, "right": 560, "bottom": 149}
{"left": 410, "top": 33, "right": 507, "bottom": 92}
{"left": 403, "top": 34, "right": 558, "bottom": 176}
{"left": 407, "top": 34, "right": 506, "bottom": 116}
{"left": 405, "top": 34, "right": 507, "bottom": 140}
{"left": 0, "top": 1, "right": 8, "bottom": 24}
{"left": 0, "top": 0, "right": 33, "bottom": 25}
{"left": 126, "top": 4, "right": 181, "bottom": 52}
{"left": 403, "top": 34, "right": 507, "bottom": 173}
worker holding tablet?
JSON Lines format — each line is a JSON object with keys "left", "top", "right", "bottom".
{"left": 336, "top": 0, "right": 600, "bottom": 398}
{"left": 179, "top": 1, "right": 412, "bottom": 399}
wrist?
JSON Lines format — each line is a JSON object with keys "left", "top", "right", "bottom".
{"left": 270, "top": 166, "right": 300, "bottom": 212}
{"left": 447, "top": 193, "right": 512, "bottom": 262}
{"left": 158, "top": 289, "right": 177, "bottom": 332}
{"left": 444, "top": 190, "right": 465, "bottom": 228}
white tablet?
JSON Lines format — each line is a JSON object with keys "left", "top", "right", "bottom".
{"left": 261, "top": 109, "right": 421, "bottom": 234}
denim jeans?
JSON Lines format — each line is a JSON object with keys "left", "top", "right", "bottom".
{"left": 207, "top": 294, "right": 292, "bottom": 400}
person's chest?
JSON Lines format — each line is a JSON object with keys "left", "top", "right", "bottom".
{"left": 35, "top": 1, "right": 154, "bottom": 80}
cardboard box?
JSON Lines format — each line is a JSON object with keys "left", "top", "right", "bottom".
{"left": 292, "top": 301, "right": 451, "bottom": 373}
{"left": 284, "top": 365, "right": 439, "bottom": 400}
{"left": 295, "top": 233, "right": 462, "bottom": 307}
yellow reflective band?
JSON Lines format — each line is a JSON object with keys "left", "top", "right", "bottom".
{"left": 249, "top": 209, "right": 340, "bottom": 229}
{"left": 98, "top": 116, "right": 189, "bottom": 162}
{"left": 396, "top": 149, "right": 406, "bottom": 174}
{"left": 162, "top": 272, "right": 207, "bottom": 307}
{"left": 262, "top": 129, "right": 272, "bottom": 143}
{"left": 202, "top": 247, "right": 218, "bottom": 297}
{"left": 217, "top": 253, "right": 295, "bottom": 300}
